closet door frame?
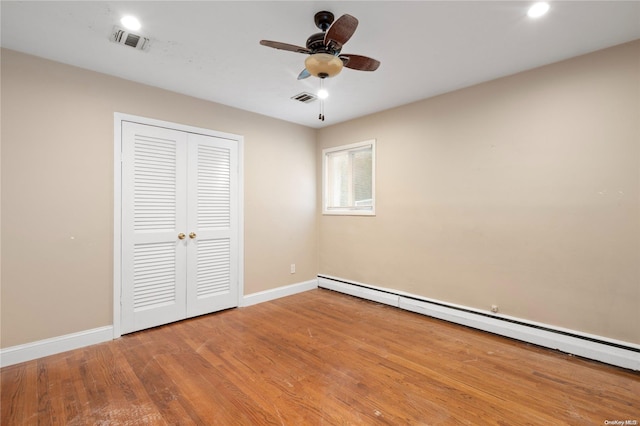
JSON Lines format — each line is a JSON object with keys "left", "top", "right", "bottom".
{"left": 113, "top": 113, "right": 244, "bottom": 338}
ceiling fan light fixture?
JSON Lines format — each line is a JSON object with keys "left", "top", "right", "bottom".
{"left": 305, "top": 53, "right": 343, "bottom": 78}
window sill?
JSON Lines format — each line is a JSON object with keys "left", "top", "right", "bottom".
{"left": 322, "top": 210, "right": 376, "bottom": 216}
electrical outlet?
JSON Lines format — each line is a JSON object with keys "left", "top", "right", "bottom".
{"left": 290, "top": 264, "right": 296, "bottom": 274}
{"left": 491, "top": 305, "right": 499, "bottom": 313}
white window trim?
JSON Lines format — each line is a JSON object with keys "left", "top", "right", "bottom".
{"left": 322, "top": 139, "right": 376, "bottom": 216}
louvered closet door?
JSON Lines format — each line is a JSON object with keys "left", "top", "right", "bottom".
{"left": 121, "top": 122, "right": 188, "bottom": 334}
{"left": 186, "top": 134, "right": 238, "bottom": 317}
{"left": 121, "top": 121, "right": 239, "bottom": 334}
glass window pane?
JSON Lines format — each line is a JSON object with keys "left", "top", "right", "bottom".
{"left": 323, "top": 140, "right": 375, "bottom": 214}
{"left": 327, "top": 151, "right": 348, "bottom": 208}
{"left": 352, "top": 149, "right": 372, "bottom": 207}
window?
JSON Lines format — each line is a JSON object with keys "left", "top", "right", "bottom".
{"left": 322, "top": 140, "right": 375, "bottom": 215}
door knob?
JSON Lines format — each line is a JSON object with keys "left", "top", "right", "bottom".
{"left": 178, "top": 233, "right": 186, "bottom": 240}
{"left": 189, "top": 232, "right": 197, "bottom": 239}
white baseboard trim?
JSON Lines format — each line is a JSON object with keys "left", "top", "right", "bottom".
{"left": 0, "top": 326, "right": 114, "bottom": 368}
{"left": 318, "top": 275, "right": 639, "bottom": 371}
{"left": 0, "top": 281, "right": 318, "bottom": 367}
{"left": 242, "top": 279, "right": 318, "bottom": 307}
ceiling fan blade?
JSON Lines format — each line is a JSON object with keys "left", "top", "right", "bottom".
{"left": 324, "top": 14, "right": 358, "bottom": 48}
{"left": 297, "top": 69, "right": 311, "bottom": 80}
{"left": 260, "top": 40, "right": 311, "bottom": 54}
{"left": 339, "top": 54, "right": 381, "bottom": 71}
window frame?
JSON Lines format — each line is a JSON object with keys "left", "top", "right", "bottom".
{"left": 322, "top": 139, "right": 376, "bottom": 216}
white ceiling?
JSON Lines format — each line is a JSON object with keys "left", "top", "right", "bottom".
{"left": 2, "top": 1, "right": 639, "bottom": 128}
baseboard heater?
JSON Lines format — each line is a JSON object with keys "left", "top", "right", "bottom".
{"left": 317, "top": 275, "right": 639, "bottom": 371}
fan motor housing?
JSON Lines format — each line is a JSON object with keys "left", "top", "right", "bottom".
{"left": 306, "top": 32, "right": 340, "bottom": 54}
{"left": 306, "top": 33, "right": 325, "bottom": 51}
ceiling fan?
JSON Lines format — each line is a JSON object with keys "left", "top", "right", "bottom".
{"left": 260, "top": 11, "right": 381, "bottom": 80}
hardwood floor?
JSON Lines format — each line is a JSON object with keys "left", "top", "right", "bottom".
{"left": 2, "top": 289, "right": 639, "bottom": 425}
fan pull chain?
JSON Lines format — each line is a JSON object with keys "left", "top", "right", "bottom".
{"left": 319, "top": 79, "right": 325, "bottom": 121}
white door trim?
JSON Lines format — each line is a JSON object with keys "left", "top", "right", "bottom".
{"left": 113, "top": 113, "right": 244, "bottom": 338}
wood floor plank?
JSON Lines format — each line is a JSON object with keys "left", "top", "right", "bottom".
{"left": 2, "top": 289, "right": 639, "bottom": 425}
{"left": 1, "top": 362, "right": 38, "bottom": 425}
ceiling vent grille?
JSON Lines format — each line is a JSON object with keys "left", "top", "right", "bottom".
{"left": 110, "top": 26, "right": 150, "bottom": 51}
{"left": 291, "top": 92, "right": 317, "bottom": 103}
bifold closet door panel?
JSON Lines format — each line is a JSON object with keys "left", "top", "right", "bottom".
{"left": 121, "top": 122, "right": 188, "bottom": 334}
{"left": 186, "top": 134, "right": 239, "bottom": 317}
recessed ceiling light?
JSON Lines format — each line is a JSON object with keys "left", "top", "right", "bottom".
{"left": 527, "top": 2, "right": 550, "bottom": 18}
{"left": 317, "top": 88, "right": 329, "bottom": 100}
{"left": 120, "top": 15, "right": 141, "bottom": 31}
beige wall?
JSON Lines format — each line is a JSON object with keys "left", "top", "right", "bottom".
{"left": 0, "top": 49, "right": 318, "bottom": 348}
{"left": 317, "top": 40, "right": 640, "bottom": 344}
{"left": 2, "top": 40, "right": 638, "bottom": 350}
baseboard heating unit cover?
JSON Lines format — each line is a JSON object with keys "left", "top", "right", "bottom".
{"left": 317, "top": 275, "right": 639, "bottom": 371}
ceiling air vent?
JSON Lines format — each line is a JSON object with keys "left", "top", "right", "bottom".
{"left": 291, "top": 92, "right": 317, "bottom": 103}
{"left": 110, "top": 26, "right": 150, "bottom": 51}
